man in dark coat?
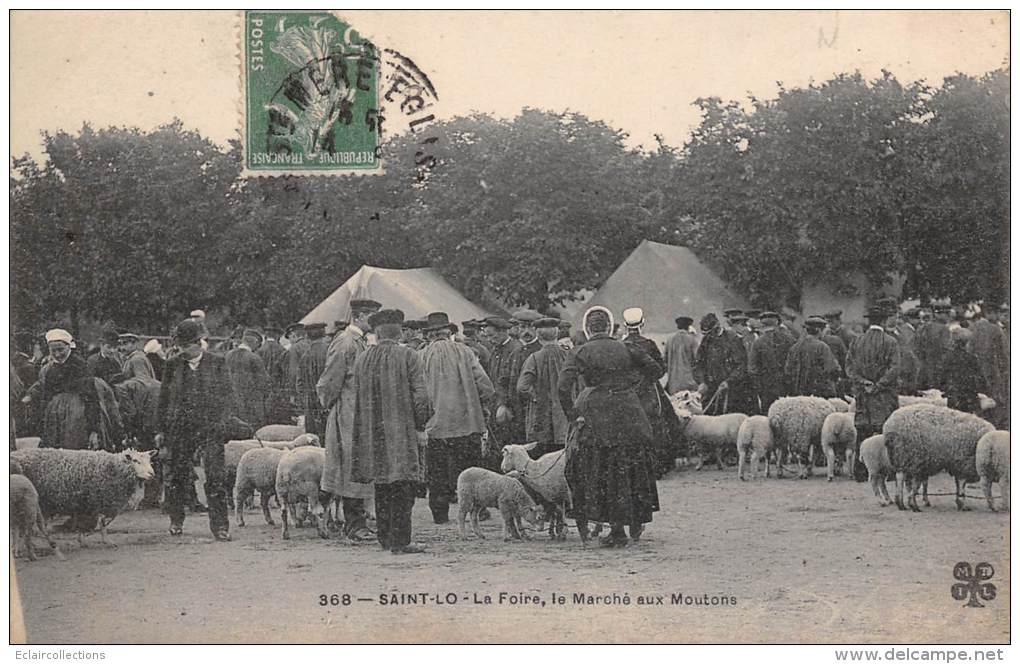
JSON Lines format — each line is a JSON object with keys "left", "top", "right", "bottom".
{"left": 971, "top": 301, "right": 1010, "bottom": 428}
{"left": 845, "top": 307, "right": 901, "bottom": 481}
{"left": 914, "top": 304, "right": 952, "bottom": 390}
{"left": 818, "top": 321, "right": 850, "bottom": 395}
{"left": 784, "top": 317, "right": 840, "bottom": 397}
{"left": 225, "top": 329, "right": 272, "bottom": 430}
{"left": 748, "top": 311, "right": 791, "bottom": 412}
{"left": 885, "top": 316, "right": 919, "bottom": 396}
{"left": 484, "top": 317, "right": 523, "bottom": 449}
{"left": 939, "top": 327, "right": 987, "bottom": 414}
{"left": 297, "top": 322, "right": 330, "bottom": 439}
{"left": 284, "top": 323, "right": 310, "bottom": 412}
{"left": 156, "top": 320, "right": 244, "bottom": 540}
{"left": 87, "top": 327, "right": 123, "bottom": 386}
{"left": 824, "top": 310, "right": 858, "bottom": 353}
{"left": 517, "top": 318, "right": 572, "bottom": 459}
{"left": 460, "top": 320, "right": 492, "bottom": 367}
{"left": 350, "top": 309, "right": 430, "bottom": 554}
{"left": 257, "top": 326, "right": 291, "bottom": 424}
{"left": 694, "top": 313, "right": 754, "bottom": 415}
{"left": 119, "top": 333, "right": 156, "bottom": 381}
{"left": 664, "top": 316, "right": 699, "bottom": 395}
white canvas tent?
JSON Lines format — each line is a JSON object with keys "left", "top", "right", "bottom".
{"left": 301, "top": 265, "right": 492, "bottom": 328}
{"left": 576, "top": 240, "right": 750, "bottom": 342}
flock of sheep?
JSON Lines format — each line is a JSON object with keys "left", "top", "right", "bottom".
{"left": 8, "top": 392, "right": 1011, "bottom": 558}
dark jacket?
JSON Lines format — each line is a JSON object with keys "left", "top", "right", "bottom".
{"left": 157, "top": 352, "right": 235, "bottom": 447}
{"left": 845, "top": 327, "right": 901, "bottom": 429}
{"left": 940, "top": 344, "right": 987, "bottom": 414}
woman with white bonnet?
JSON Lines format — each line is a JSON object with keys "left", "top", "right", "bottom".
{"left": 557, "top": 306, "right": 662, "bottom": 548}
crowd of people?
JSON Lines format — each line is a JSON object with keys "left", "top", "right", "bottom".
{"left": 8, "top": 294, "right": 1010, "bottom": 551}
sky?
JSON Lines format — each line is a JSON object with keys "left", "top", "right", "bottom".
{"left": 10, "top": 10, "right": 1009, "bottom": 159}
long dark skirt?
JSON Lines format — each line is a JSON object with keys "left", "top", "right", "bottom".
{"left": 565, "top": 420, "right": 660, "bottom": 526}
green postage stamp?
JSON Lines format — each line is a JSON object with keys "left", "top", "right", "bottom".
{"left": 242, "top": 10, "right": 383, "bottom": 176}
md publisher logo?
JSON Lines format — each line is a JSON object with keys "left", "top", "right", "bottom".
{"left": 951, "top": 562, "right": 996, "bottom": 608}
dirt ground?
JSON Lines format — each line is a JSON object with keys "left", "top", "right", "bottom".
{"left": 13, "top": 467, "right": 1010, "bottom": 644}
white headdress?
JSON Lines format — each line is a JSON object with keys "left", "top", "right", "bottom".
{"left": 581, "top": 306, "right": 615, "bottom": 340}
{"left": 45, "top": 329, "right": 73, "bottom": 345}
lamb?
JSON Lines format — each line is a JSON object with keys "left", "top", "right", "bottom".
{"left": 859, "top": 434, "right": 929, "bottom": 508}
{"left": 820, "top": 412, "right": 858, "bottom": 481}
{"left": 736, "top": 415, "right": 774, "bottom": 481}
{"left": 500, "top": 444, "right": 569, "bottom": 540}
{"left": 254, "top": 424, "right": 305, "bottom": 442}
{"left": 457, "top": 467, "right": 544, "bottom": 541}
{"left": 234, "top": 447, "right": 288, "bottom": 527}
{"left": 10, "top": 448, "right": 155, "bottom": 546}
{"left": 975, "top": 430, "right": 1010, "bottom": 512}
{"left": 224, "top": 433, "right": 319, "bottom": 507}
{"left": 10, "top": 473, "right": 60, "bottom": 561}
{"left": 674, "top": 408, "right": 747, "bottom": 471}
{"left": 768, "top": 396, "right": 836, "bottom": 478}
{"left": 275, "top": 446, "right": 330, "bottom": 540}
{"left": 883, "top": 404, "right": 995, "bottom": 512}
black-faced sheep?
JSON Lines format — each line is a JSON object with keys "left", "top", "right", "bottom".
{"left": 976, "top": 430, "right": 1009, "bottom": 512}
{"left": 457, "top": 467, "right": 543, "bottom": 541}
{"left": 10, "top": 448, "right": 155, "bottom": 546}
{"left": 883, "top": 404, "right": 995, "bottom": 512}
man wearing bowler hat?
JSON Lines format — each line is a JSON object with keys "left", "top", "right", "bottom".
{"left": 350, "top": 309, "right": 430, "bottom": 553}
{"left": 156, "top": 319, "right": 245, "bottom": 540}
{"left": 694, "top": 313, "right": 754, "bottom": 415}
{"left": 318, "top": 298, "right": 381, "bottom": 540}
{"left": 845, "top": 306, "right": 901, "bottom": 481}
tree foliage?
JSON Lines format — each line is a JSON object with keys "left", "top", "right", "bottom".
{"left": 9, "top": 68, "right": 1010, "bottom": 336}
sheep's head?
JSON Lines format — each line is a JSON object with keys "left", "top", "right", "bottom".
{"left": 123, "top": 449, "right": 155, "bottom": 481}
{"left": 499, "top": 443, "right": 537, "bottom": 474}
{"left": 295, "top": 433, "right": 321, "bottom": 447}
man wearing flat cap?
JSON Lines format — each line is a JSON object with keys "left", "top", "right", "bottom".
{"left": 349, "top": 309, "right": 430, "bottom": 553}
{"left": 823, "top": 310, "right": 857, "bottom": 352}
{"left": 284, "top": 324, "right": 309, "bottom": 410}
{"left": 119, "top": 333, "right": 156, "bottom": 382}
{"left": 225, "top": 328, "right": 272, "bottom": 430}
{"left": 88, "top": 326, "right": 124, "bottom": 387}
{"left": 845, "top": 306, "right": 901, "bottom": 480}
{"left": 694, "top": 313, "right": 755, "bottom": 415}
{"left": 297, "top": 323, "right": 330, "bottom": 438}
{"left": 914, "top": 304, "right": 951, "bottom": 390}
{"left": 420, "top": 312, "right": 495, "bottom": 523}
{"left": 460, "top": 320, "right": 491, "bottom": 366}
{"left": 156, "top": 319, "right": 245, "bottom": 540}
{"left": 318, "top": 298, "right": 381, "bottom": 540}
{"left": 665, "top": 316, "right": 699, "bottom": 395}
{"left": 482, "top": 316, "right": 524, "bottom": 453}
{"left": 784, "top": 317, "right": 840, "bottom": 398}
{"left": 517, "top": 317, "right": 574, "bottom": 459}
{"left": 748, "top": 312, "right": 793, "bottom": 412}
{"left": 257, "top": 325, "right": 290, "bottom": 424}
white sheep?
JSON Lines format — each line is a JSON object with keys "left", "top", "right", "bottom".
{"left": 10, "top": 473, "right": 60, "bottom": 561}
{"left": 674, "top": 409, "right": 747, "bottom": 471}
{"left": 898, "top": 389, "right": 948, "bottom": 408}
{"left": 500, "top": 444, "right": 569, "bottom": 540}
{"left": 768, "top": 396, "right": 836, "bottom": 479}
{"left": 224, "top": 433, "right": 319, "bottom": 507}
{"left": 821, "top": 412, "right": 858, "bottom": 481}
{"left": 275, "top": 446, "right": 329, "bottom": 540}
{"left": 234, "top": 447, "right": 288, "bottom": 527}
{"left": 457, "top": 467, "right": 543, "bottom": 541}
{"left": 976, "top": 430, "right": 1009, "bottom": 512}
{"left": 827, "top": 397, "right": 854, "bottom": 413}
{"left": 254, "top": 424, "right": 305, "bottom": 442}
{"left": 736, "top": 415, "right": 774, "bottom": 480}
{"left": 10, "top": 448, "right": 155, "bottom": 546}
{"left": 883, "top": 404, "right": 995, "bottom": 512}
{"left": 859, "top": 434, "right": 930, "bottom": 508}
